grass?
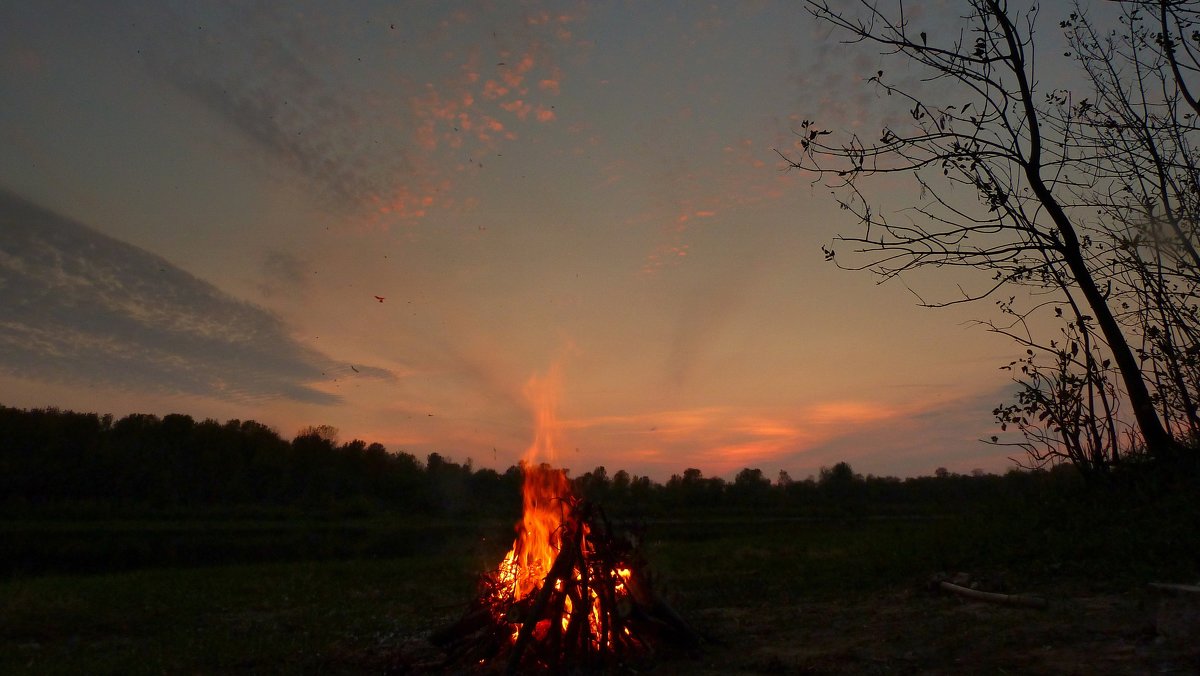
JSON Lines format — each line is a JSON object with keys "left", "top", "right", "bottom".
{"left": 647, "top": 518, "right": 954, "bottom": 608}
{"left": 0, "top": 516, "right": 513, "bottom": 576}
{"left": 1, "top": 512, "right": 1196, "bottom": 674}
{"left": 3, "top": 558, "right": 468, "bottom": 674}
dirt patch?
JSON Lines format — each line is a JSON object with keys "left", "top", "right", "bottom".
{"left": 678, "top": 589, "right": 1200, "bottom": 675}
{"left": 397, "top": 585, "right": 1198, "bottom": 673}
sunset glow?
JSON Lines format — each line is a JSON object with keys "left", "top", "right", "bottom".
{"left": 0, "top": 2, "right": 1020, "bottom": 481}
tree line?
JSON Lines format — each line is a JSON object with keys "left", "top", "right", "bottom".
{"left": 0, "top": 404, "right": 1088, "bottom": 518}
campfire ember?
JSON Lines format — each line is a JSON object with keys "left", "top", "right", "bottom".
{"left": 431, "top": 370, "right": 699, "bottom": 673}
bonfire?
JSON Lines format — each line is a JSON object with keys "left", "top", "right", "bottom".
{"left": 431, "top": 370, "right": 698, "bottom": 673}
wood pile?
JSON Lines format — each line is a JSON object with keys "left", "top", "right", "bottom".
{"left": 432, "top": 501, "right": 700, "bottom": 673}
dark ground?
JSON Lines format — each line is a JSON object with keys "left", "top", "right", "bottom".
{"left": 2, "top": 516, "right": 1197, "bottom": 674}
{"left": 393, "top": 580, "right": 1199, "bottom": 674}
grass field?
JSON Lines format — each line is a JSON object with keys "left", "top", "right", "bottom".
{"left": 2, "top": 515, "right": 1197, "bottom": 674}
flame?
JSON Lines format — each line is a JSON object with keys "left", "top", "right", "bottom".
{"left": 485, "top": 364, "right": 642, "bottom": 661}
{"left": 494, "top": 366, "right": 574, "bottom": 601}
{"left": 496, "top": 460, "right": 572, "bottom": 601}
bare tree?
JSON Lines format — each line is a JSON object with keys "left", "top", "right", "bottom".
{"left": 1058, "top": 1, "right": 1200, "bottom": 445}
{"left": 787, "top": 0, "right": 1196, "bottom": 472}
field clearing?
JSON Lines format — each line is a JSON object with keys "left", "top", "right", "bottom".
{"left": 1, "top": 516, "right": 1197, "bottom": 674}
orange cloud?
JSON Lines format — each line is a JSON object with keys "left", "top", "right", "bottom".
{"left": 501, "top": 99, "right": 533, "bottom": 119}
{"left": 501, "top": 54, "right": 537, "bottom": 89}
{"left": 482, "top": 79, "right": 509, "bottom": 100}
{"left": 368, "top": 183, "right": 438, "bottom": 222}
{"left": 349, "top": 6, "right": 577, "bottom": 227}
{"left": 642, "top": 203, "right": 720, "bottom": 274}
{"left": 546, "top": 399, "right": 916, "bottom": 478}
{"left": 813, "top": 403, "right": 896, "bottom": 427}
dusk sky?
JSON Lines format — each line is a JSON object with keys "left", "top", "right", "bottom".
{"left": 0, "top": 1, "right": 1031, "bottom": 481}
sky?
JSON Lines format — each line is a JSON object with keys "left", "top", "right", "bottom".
{"left": 0, "top": 0, "right": 1030, "bottom": 481}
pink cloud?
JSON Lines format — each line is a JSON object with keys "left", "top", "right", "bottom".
{"left": 482, "top": 80, "right": 509, "bottom": 99}
{"left": 348, "top": 6, "right": 578, "bottom": 226}
{"left": 501, "top": 99, "right": 533, "bottom": 119}
{"left": 499, "top": 53, "right": 536, "bottom": 89}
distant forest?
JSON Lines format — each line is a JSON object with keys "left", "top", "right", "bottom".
{"left": 1, "top": 404, "right": 1087, "bottom": 518}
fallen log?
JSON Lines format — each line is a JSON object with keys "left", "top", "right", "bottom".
{"left": 1148, "top": 582, "right": 1200, "bottom": 595}
{"left": 938, "top": 581, "right": 1048, "bottom": 609}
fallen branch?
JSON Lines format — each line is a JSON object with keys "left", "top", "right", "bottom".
{"left": 1148, "top": 582, "right": 1200, "bottom": 595}
{"left": 938, "top": 581, "right": 1048, "bottom": 609}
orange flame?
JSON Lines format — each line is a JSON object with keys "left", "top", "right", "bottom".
{"left": 487, "top": 365, "right": 640, "bottom": 659}
{"left": 495, "top": 366, "right": 575, "bottom": 601}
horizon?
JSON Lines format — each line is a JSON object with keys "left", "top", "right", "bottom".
{"left": 0, "top": 398, "right": 1015, "bottom": 483}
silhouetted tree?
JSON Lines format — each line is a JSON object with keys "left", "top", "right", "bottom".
{"left": 790, "top": 0, "right": 1198, "bottom": 474}
{"left": 731, "top": 467, "right": 771, "bottom": 507}
{"left": 425, "top": 452, "right": 473, "bottom": 515}
{"left": 9, "top": 404, "right": 1114, "bottom": 521}
{"left": 818, "top": 461, "right": 862, "bottom": 506}
{"left": 610, "top": 469, "right": 632, "bottom": 505}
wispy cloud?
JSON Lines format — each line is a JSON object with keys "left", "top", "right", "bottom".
{"left": 139, "top": 6, "right": 420, "bottom": 219}
{"left": 661, "top": 263, "right": 760, "bottom": 390}
{"left": 784, "top": 385, "right": 1018, "bottom": 478}
{"left": 637, "top": 137, "right": 793, "bottom": 276}
{"left": 136, "top": 4, "right": 578, "bottom": 228}
{"left": 0, "top": 188, "right": 392, "bottom": 404}
{"left": 255, "top": 249, "right": 314, "bottom": 302}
